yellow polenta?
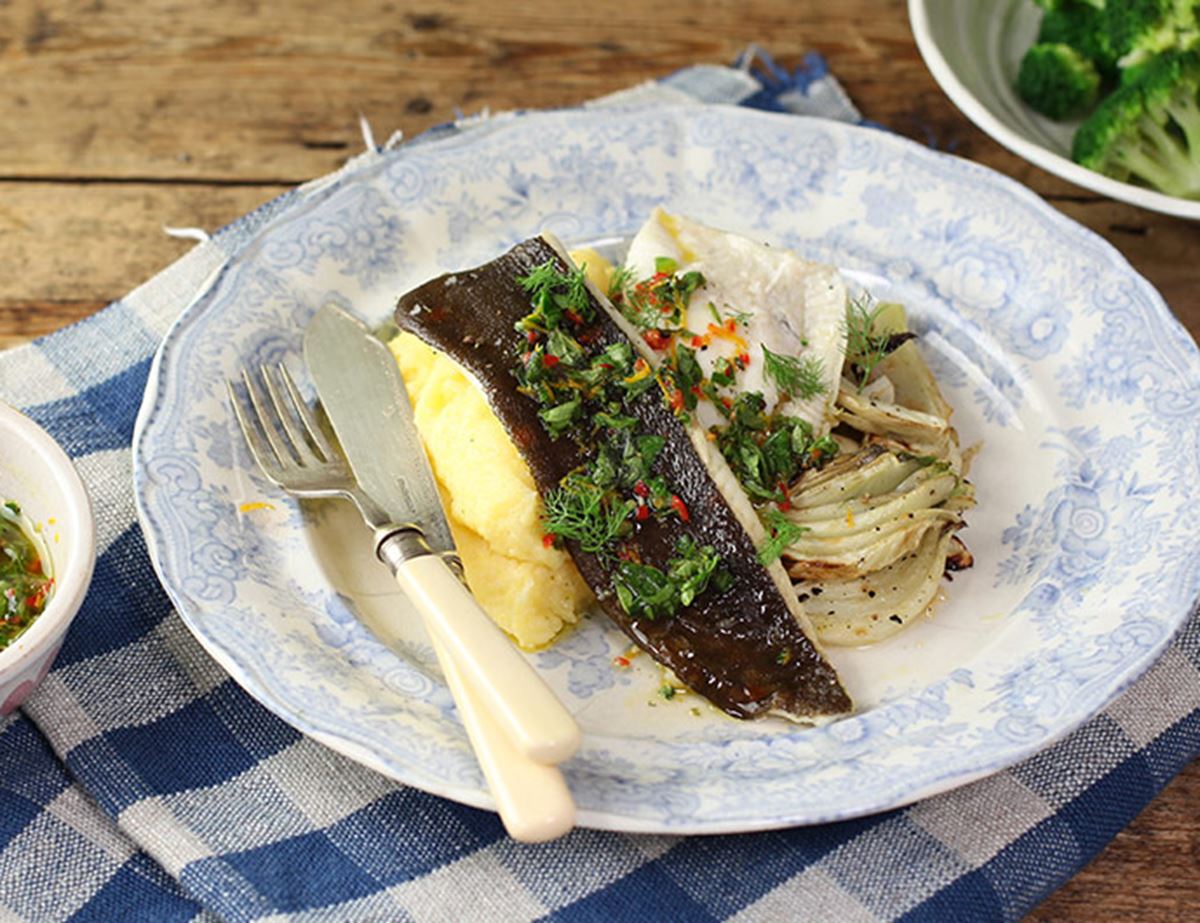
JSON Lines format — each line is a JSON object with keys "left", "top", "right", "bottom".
{"left": 388, "top": 333, "right": 595, "bottom": 650}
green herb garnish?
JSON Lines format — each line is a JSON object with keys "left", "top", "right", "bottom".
{"left": 756, "top": 509, "right": 810, "bottom": 566}
{"left": 607, "top": 265, "right": 635, "bottom": 304}
{"left": 517, "top": 259, "right": 593, "bottom": 330}
{"left": 714, "top": 394, "right": 839, "bottom": 505}
{"left": 607, "top": 263, "right": 706, "bottom": 332}
{"left": 762, "top": 345, "right": 826, "bottom": 400}
{"left": 542, "top": 477, "right": 633, "bottom": 555}
{"left": 538, "top": 397, "right": 582, "bottom": 438}
{"left": 844, "top": 296, "right": 892, "bottom": 390}
{"left": 661, "top": 344, "right": 704, "bottom": 415}
{"left": 514, "top": 257, "right": 732, "bottom": 609}
{"left": 668, "top": 536, "right": 731, "bottom": 606}
{"left": 613, "top": 537, "right": 730, "bottom": 621}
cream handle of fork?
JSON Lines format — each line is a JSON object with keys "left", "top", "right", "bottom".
{"left": 378, "top": 531, "right": 582, "bottom": 765}
{"left": 428, "top": 629, "right": 575, "bottom": 842}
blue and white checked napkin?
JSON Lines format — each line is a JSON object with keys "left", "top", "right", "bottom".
{"left": 1, "top": 50, "right": 1198, "bottom": 922}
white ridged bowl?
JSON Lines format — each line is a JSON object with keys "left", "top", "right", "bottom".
{"left": 909, "top": 0, "right": 1200, "bottom": 220}
{"left": 0, "top": 402, "right": 95, "bottom": 714}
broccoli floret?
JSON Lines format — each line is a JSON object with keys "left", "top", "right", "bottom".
{"left": 1039, "top": 1, "right": 1120, "bottom": 76}
{"left": 1105, "top": 0, "right": 1199, "bottom": 69}
{"left": 1072, "top": 50, "right": 1200, "bottom": 197}
{"left": 1018, "top": 43, "right": 1102, "bottom": 118}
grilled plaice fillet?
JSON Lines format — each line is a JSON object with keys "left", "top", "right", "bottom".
{"left": 395, "top": 235, "right": 851, "bottom": 722}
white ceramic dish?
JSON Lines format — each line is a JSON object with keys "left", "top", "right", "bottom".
{"left": 133, "top": 104, "right": 1200, "bottom": 832}
{"left": 0, "top": 401, "right": 96, "bottom": 713}
{"left": 909, "top": 0, "right": 1200, "bottom": 220}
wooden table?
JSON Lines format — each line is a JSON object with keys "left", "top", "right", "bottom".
{"left": 1, "top": 0, "right": 1196, "bottom": 916}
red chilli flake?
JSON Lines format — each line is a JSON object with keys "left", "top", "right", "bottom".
{"left": 613, "top": 655, "right": 631, "bottom": 668}
{"left": 643, "top": 330, "right": 671, "bottom": 351}
{"left": 669, "top": 390, "right": 685, "bottom": 413}
{"left": 564, "top": 309, "right": 584, "bottom": 326}
{"left": 670, "top": 495, "right": 690, "bottom": 522}
{"left": 633, "top": 481, "right": 650, "bottom": 498}
{"left": 543, "top": 354, "right": 560, "bottom": 368}
{"left": 635, "top": 505, "right": 650, "bottom": 522}
{"left": 526, "top": 330, "right": 539, "bottom": 344}
{"left": 542, "top": 534, "right": 556, "bottom": 548}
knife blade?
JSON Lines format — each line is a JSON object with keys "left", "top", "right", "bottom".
{"left": 303, "top": 304, "right": 455, "bottom": 554}
{"left": 303, "top": 303, "right": 581, "bottom": 766}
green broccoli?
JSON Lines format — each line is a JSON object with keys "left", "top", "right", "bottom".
{"left": 1034, "top": 0, "right": 1104, "bottom": 10}
{"left": 1105, "top": 0, "right": 1198, "bottom": 69}
{"left": 1072, "top": 50, "right": 1200, "bottom": 197}
{"left": 1018, "top": 43, "right": 1103, "bottom": 118}
{"left": 1039, "top": 1, "right": 1120, "bottom": 76}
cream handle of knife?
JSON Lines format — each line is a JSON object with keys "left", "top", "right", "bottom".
{"left": 390, "top": 552, "right": 582, "bottom": 764}
{"left": 429, "top": 630, "right": 575, "bottom": 842}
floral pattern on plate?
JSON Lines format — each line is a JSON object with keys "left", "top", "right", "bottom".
{"left": 133, "top": 105, "right": 1200, "bottom": 832}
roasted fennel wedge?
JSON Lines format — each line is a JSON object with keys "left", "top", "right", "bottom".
{"left": 778, "top": 301, "right": 976, "bottom": 646}
{"left": 801, "top": 526, "right": 957, "bottom": 645}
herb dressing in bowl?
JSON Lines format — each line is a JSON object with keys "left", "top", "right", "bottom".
{"left": 0, "top": 401, "right": 94, "bottom": 714}
{"left": 0, "top": 501, "right": 54, "bottom": 648}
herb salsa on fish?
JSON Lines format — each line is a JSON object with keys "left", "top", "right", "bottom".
{"left": 395, "top": 235, "right": 851, "bottom": 722}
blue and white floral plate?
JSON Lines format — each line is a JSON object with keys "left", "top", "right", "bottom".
{"left": 133, "top": 105, "right": 1200, "bottom": 833}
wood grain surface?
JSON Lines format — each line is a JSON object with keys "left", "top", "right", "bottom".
{"left": 1, "top": 0, "right": 1197, "bottom": 917}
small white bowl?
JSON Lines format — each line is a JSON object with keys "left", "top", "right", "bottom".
{"left": 909, "top": 0, "right": 1200, "bottom": 220}
{"left": 0, "top": 401, "right": 95, "bottom": 714}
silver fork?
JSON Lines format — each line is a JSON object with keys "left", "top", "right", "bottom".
{"left": 227, "top": 364, "right": 373, "bottom": 518}
{"left": 227, "top": 364, "right": 576, "bottom": 842}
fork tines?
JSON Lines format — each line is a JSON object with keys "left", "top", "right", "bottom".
{"left": 227, "top": 364, "right": 338, "bottom": 481}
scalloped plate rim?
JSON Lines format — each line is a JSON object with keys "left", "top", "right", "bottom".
{"left": 132, "top": 103, "right": 1200, "bottom": 832}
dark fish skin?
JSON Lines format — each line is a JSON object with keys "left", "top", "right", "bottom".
{"left": 395, "top": 236, "right": 851, "bottom": 721}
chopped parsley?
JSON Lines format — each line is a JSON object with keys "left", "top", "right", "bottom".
{"left": 515, "top": 256, "right": 729, "bottom": 617}
{"left": 762, "top": 345, "right": 826, "bottom": 400}
{"left": 538, "top": 396, "right": 582, "bottom": 438}
{"left": 659, "top": 343, "right": 705, "bottom": 416}
{"left": 714, "top": 393, "right": 839, "bottom": 505}
{"left": 756, "top": 509, "right": 811, "bottom": 566}
{"left": 606, "top": 262, "right": 706, "bottom": 332}
{"left": 613, "top": 537, "right": 732, "bottom": 621}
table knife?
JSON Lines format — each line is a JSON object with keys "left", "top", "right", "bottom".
{"left": 303, "top": 304, "right": 582, "bottom": 773}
